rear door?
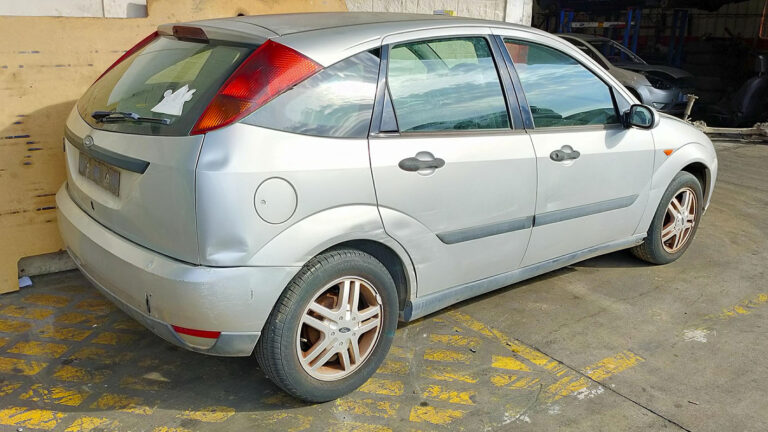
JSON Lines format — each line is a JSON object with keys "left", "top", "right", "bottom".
{"left": 65, "top": 33, "right": 254, "bottom": 263}
{"left": 495, "top": 34, "right": 655, "bottom": 266}
{"left": 369, "top": 29, "right": 537, "bottom": 296}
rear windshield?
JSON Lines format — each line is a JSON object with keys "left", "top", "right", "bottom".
{"left": 77, "top": 35, "right": 252, "bottom": 136}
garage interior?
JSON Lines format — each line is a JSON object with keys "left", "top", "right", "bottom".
{"left": 0, "top": 0, "right": 766, "bottom": 431}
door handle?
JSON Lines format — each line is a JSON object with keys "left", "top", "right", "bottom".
{"left": 550, "top": 145, "right": 581, "bottom": 162}
{"left": 399, "top": 152, "right": 446, "bottom": 172}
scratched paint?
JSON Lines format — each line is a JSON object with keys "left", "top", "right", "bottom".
{"left": 709, "top": 293, "right": 768, "bottom": 320}
{"left": 329, "top": 420, "right": 392, "bottom": 432}
{"left": 75, "top": 298, "right": 116, "bottom": 314}
{"left": 265, "top": 412, "right": 313, "bottom": 431}
{"left": 0, "top": 407, "right": 65, "bottom": 430}
{"left": 38, "top": 325, "right": 92, "bottom": 341}
{"left": 409, "top": 405, "right": 466, "bottom": 425}
{"left": 54, "top": 312, "right": 107, "bottom": 326}
{"left": 8, "top": 340, "right": 68, "bottom": 358}
{"left": 0, "top": 356, "right": 47, "bottom": 375}
{"left": 491, "top": 355, "right": 532, "bottom": 372}
{"left": 582, "top": 351, "right": 645, "bottom": 381}
{"left": 358, "top": 377, "right": 405, "bottom": 396}
{"left": 376, "top": 358, "right": 409, "bottom": 375}
{"left": 0, "top": 382, "right": 22, "bottom": 396}
{"left": 19, "top": 383, "right": 89, "bottom": 406}
{"left": 335, "top": 398, "right": 398, "bottom": 417}
{"left": 91, "top": 393, "right": 153, "bottom": 415}
{"left": 423, "top": 348, "right": 472, "bottom": 364}
{"left": 1, "top": 304, "right": 54, "bottom": 319}
{"left": 53, "top": 365, "right": 110, "bottom": 383}
{"left": 429, "top": 333, "right": 482, "bottom": 348}
{"left": 421, "top": 365, "right": 478, "bottom": 383}
{"left": 0, "top": 317, "right": 32, "bottom": 333}
{"left": 63, "top": 417, "right": 115, "bottom": 432}
{"left": 422, "top": 384, "right": 477, "bottom": 405}
{"left": 92, "top": 331, "right": 138, "bottom": 345}
{"left": 178, "top": 406, "right": 235, "bottom": 422}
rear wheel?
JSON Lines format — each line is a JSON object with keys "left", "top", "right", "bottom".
{"left": 255, "top": 248, "right": 398, "bottom": 402}
{"left": 632, "top": 171, "right": 703, "bottom": 264}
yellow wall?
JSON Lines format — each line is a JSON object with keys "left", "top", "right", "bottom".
{"left": 0, "top": 0, "right": 346, "bottom": 293}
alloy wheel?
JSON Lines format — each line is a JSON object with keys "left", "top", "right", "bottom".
{"left": 661, "top": 187, "right": 697, "bottom": 253}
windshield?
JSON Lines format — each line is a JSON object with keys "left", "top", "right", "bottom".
{"left": 77, "top": 35, "right": 252, "bottom": 136}
{"left": 589, "top": 40, "right": 646, "bottom": 65}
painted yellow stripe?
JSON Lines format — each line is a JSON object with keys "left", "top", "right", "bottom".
{"left": 335, "top": 398, "right": 398, "bottom": 418}
{"left": 388, "top": 346, "right": 413, "bottom": 359}
{"left": 71, "top": 346, "right": 134, "bottom": 364}
{"left": 409, "top": 406, "right": 465, "bottom": 425}
{"left": 490, "top": 373, "right": 517, "bottom": 387}
{"left": 422, "top": 384, "right": 476, "bottom": 405}
{"left": 92, "top": 331, "right": 138, "bottom": 345}
{"left": 429, "top": 334, "right": 482, "bottom": 348}
{"left": 91, "top": 393, "right": 153, "bottom": 415}
{"left": 711, "top": 293, "right": 768, "bottom": 320}
{"left": 491, "top": 355, "right": 531, "bottom": 372}
{"left": 0, "top": 336, "right": 8, "bottom": 348}
{"left": 0, "top": 318, "right": 32, "bottom": 333}
{"left": 1, "top": 305, "right": 54, "bottom": 320}
{"left": 154, "top": 427, "right": 192, "bottom": 432}
{"left": 423, "top": 348, "right": 471, "bottom": 364}
{"left": 448, "top": 311, "right": 552, "bottom": 366}
{"left": 421, "top": 365, "right": 478, "bottom": 384}
{"left": 64, "top": 417, "right": 116, "bottom": 432}
{"left": 545, "top": 376, "right": 590, "bottom": 402}
{"left": 0, "top": 382, "right": 22, "bottom": 397}
{"left": 331, "top": 421, "right": 392, "bottom": 432}
{"left": 582, "top": 350, "right": 645, "bottom": 381}
{"left": 75, "top": 298, "right": 115, "bottom": 314}
{"left": 53, "top": 365, "right": 109, "bottom": 383}
{"left": 120, "top": 376, "right": 166, "bottom": 391}
{"left": 178, "top": 406, "right": 235, "bottom": 422}
{"left": 19, "top": 384, "right": 89, "bottom": 407}
{"left": 38, "top": 325, "right": 92, "bottom": 341}
{"left": 376, "top": 358, "right": 409, "bottom": 375}
{"left": 55, "top": 312, "right": 107, "bottom": 326}
{"left": 0, "top": 407, "right": 65, "bottom": 430}
{"left": 358, "top": 377, "right": 404, "bottom": 396}
{"left": 23, "top": 293, "right": 70, "bottom": 307}
{"left": 0, "top": 356, "right": 47, "bottom": 375}
{"left": 510, "top": 376, "right": 541, "bottom": 389}
{"left": 265, "top": 412, "right": 312, "bottom": 430}
{"left": 8, "top": 340, "right": 68, "bottom": 358}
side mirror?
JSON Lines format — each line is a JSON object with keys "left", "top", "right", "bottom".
{"left": 624, "top": 104, "right": 656, "bottom": 129}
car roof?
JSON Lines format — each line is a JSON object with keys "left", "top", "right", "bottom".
{"left": 165, "top": 12, "right": 542, "bottom": 66}
{"left": 557, "top": 33, "right": 612, "bottom": 43}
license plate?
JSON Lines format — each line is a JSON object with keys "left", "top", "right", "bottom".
{"left": 78, "top": 152, "right": 120, "bottom": 196}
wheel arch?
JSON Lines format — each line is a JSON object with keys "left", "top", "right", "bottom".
{"left": 681, "top": 161, "right": 711, "bottom": 204}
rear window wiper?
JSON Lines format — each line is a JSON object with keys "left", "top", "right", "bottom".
{"left": 91, "top": 110, "right": 170, "bottom": 125}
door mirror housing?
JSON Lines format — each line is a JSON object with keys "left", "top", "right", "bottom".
{"left": 624, "top": 104, "right": 656, "bottom": 129}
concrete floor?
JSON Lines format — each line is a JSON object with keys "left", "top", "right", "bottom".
{"left": 0, "top": 141, "right": 766, "bottom": 432}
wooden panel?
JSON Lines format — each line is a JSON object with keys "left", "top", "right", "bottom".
{"left": 0, "top": 0, "right": 346, "bottom": 294}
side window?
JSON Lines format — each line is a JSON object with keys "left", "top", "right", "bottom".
{"left": 504, "top": 39, "right": 619, "bottom": 128}
{"left": 563, "top": 38, "right": 608, "bottom": 70}
{"left": 244, "top": 50, "right": 380, "bottom": 138}
{"left": 387, "top": 37, "right": 510, "bottom": 132}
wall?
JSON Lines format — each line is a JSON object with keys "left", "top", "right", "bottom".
{"left": 0, "top": 0, "right": 346, "bottom": 294}
{"left": 0, "top": 0, "right": 148, "bottom": 18}
{"left": 345, "top": 0, "right": 533, "bottom": 25}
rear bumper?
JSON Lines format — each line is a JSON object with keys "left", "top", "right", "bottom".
{"left": 56, "top": 183, "right": 299, "bottom": 357}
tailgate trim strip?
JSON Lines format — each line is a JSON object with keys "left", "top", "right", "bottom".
{"left": 65, "top": 127, "right": 150, "bottom": 174}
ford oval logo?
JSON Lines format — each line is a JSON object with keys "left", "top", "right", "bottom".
{"left": 339, "top": 327, "right": 351, "bottom": 334}
{"left": 83, "top": 135, "right": 95, "bottom": 149}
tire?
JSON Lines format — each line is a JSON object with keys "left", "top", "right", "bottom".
{"left": 632, "top": 171, "right": 704, "bottom": 265}
{"left": 255, "top": 248, "right": 398, "bottom": 402}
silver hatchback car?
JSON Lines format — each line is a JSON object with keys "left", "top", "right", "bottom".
{"left": 57, "top": 13, "right": 717, "bottom": 402}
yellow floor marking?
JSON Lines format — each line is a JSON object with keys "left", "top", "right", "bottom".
{"left": 377, "top": 358, "right": 409, "bottom": 375}
{"left": 710, "top": 293, "right": 768, "bottom": 320}
{"left": 545, "top": 376, "right": 590, "bottom": 402}
{"left": 92, "top": 331, "right": 138, "bottom": 345}
{"left": 120, "top": 376, "right": 167, "bottom": 391}
{"left": 154, "top": 428, "right": 192, "bottom": 432}
{"left": 408, "top": 406, "right": 465, "bottom": 425}
{"left": 0, "top": 356, "right": 47, "bottom": 375}
{"left": 0, "top": 336, "right": 8, "bottom": 347}
{"left": 75, "top": 298, "right": 115, "bottom": 314}
{"left": 491, "top": 355, "right": 532, "bottom": 372}
{"left": 422, "top": 384, "right": 476, "bottom": 405}
{"left": 423, "top": 348, "right": 471, "bottom": 364}
{"left": 582, "top": 350, "right": 645, "bottom": 381}
{"left": 55, "top": 312, "right": 107, "bottom": 326}
{"left": 178, "top": 405, "right": 235, "bottom": 422}
{"left": 335, "top": 398, "right": 399, "bottom": 418}
{"left": 38, "top": 325, "right": 92, "bottom": 341}
{"left": 265, "top": 412, "right": 313, "bottom": 431}
{"left": 19, "top": 384, "right": 89, "bottom": 407}
{"left": 0, "top": 382, "right": 22, "bottom": 396}
{"left": 64, "top": 417, "right": 116, "bottom": 432}
{"left": 9, "top": 340, "right": 68, "bottom": 358}
{"left": 448, "top": 311, "right": 552, "bottom": 366}
{"left": 0, "top": 407, "right": 65, "bottom": 430}
{"left": 429, "top": 334, "right": 482, "bottom": 348}
{"left": 91, "top": 393, "right": 153, "bottom": 415}
{"left": 388, "top": 346, "right": 414, "bottom": 359}
{"left": 261, "top": 393, "right": 305, "bottom": 408}
{"left": 113, "top": 319, "right": 145, "bottom": 331}
{"left": 421, "top": 365, "right": 478, "bottom": 384}
{"left": 358, "top": 377, "right": 404, "bottom": 396}
{"left": 71, "top": 346, "right": 133, "bottom": 364}
{"left": 490, "top": 374, "right": 517, "bottom": 387}
{"left": 1, "top": 305, "right": 54, "bottom": 320}
{"left": 0, "top": 317, "right": 32, "bottom": 333}
{"left": 52, "top": 365, "right": 109, "bottom": 383}
{"left": 330, "top": 420, "right": 392, "bottom": 432}
{"left": 510, "top": 376, "right": 541, "bottom": 389}
{"left": 23, "top": 293, "right": 70, "bottom": 307}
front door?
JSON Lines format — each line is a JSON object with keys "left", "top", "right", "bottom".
{"left": 369, "top": 32, "right": 538, "bottom": 296}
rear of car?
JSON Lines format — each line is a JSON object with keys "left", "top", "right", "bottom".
{"left": 57, "top": 23, "right": 379, "bottom": 356}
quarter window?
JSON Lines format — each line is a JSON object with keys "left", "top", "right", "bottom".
{"left": 387, "top": 37, "right": 510, "bottom": 132}
{"left": 504, "top": 39, "right": 619, "bottom": 128}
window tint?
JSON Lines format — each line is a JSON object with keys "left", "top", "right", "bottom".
{"left": 244, "top": 50, "right": 380, "bottom": 138}
{"left": 387, "top": 37, "right": 509, "bottom": 132}
{"left": 504, "top": 39, "right": 619, "bottom": 128}
{"left": 563, "top": 38, "right": 608, "bottom": 70}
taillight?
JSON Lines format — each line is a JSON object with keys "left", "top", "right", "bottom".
{"left": 94, "top": 31, "right": 158, "bottom": 84}
{"left": 191, "top": 40, "right": 321, "bottom": 135}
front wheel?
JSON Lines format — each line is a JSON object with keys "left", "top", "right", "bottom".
{"left": 632, "top": 171, "right": 704, "bottom": 264}
{"left": 255, "top": 248, "right": 398, "bottom": 402}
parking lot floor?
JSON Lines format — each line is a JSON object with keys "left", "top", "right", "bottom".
{"left": 0, "top": 141, "right": 766, "bottom": 432}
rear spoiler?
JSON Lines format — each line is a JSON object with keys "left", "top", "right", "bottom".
{"left": 157, "top": 19, "right": 273, "bottom": 45}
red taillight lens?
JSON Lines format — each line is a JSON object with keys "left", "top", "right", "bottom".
{"left": 172, "top": 325, "right": 221, "bottom": 339}
{"left": 94, "top": 31, "right": 158, "bottom": 84}
{"left": 191, "top": 40, "right": 321, "bottom": 135}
